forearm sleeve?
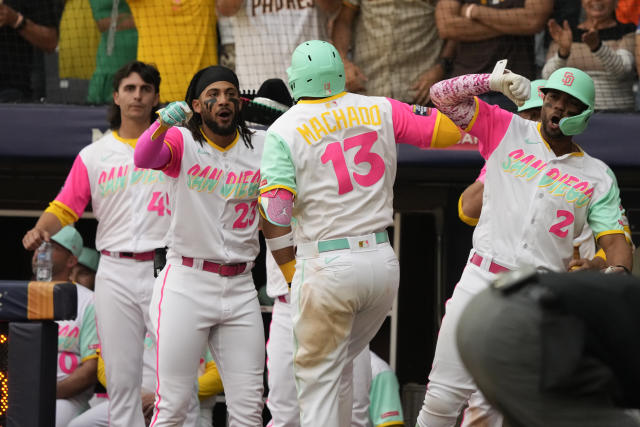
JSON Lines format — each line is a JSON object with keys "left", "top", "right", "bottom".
{"left": 429, "top": 74, "right": 491, "bottom": 129}
{"left": 134, "top": 120, "right": 172, "bottom": 169}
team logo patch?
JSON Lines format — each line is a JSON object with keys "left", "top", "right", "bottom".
{"left": 381, "top": 411, "right": 400, "bottom": 419}
{"left": 561, "top": 71, "right": 574, "bottom": 86}
{"left": 412, "top": 105, "right": 431, "bottom": 116}
{"left": 537, "top": 86, "right": 544, "bottom": 100}
{"left": 260, "top": 179, "right": 267, "bottom": 187}
{"left": 358, "top": 240, "right": 370, "bottom": 248}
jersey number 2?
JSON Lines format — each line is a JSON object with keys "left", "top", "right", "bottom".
{"left": 320, "top": 131, "right": 385, "bottom": 195}
{"left": 549, "top": 210, "right": 574, "bottom": 238}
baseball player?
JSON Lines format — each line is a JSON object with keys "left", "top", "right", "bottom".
{"left": 458, "top": 79, "right": 547, "bottom": 227}
{"left": 22, "top": 61, "right": 172, "bottom": 427}
{"left": 70, "top": 247, "right": 100, "bottom": 291}
{"left": 134, "top": 65, "right": 265, "bottom": 426}
{"left": 417, "top": 64, "right": 632, "bottom": 427}
{"left": 367, "top": 351, "right": 403, "bottom": 427}
{"left": 259, "top": 39, "right": 463, "bottom": 426}
{"left": 36, "top": 226, "right": 100, "bottom": 427}
{"left": 68, "top": 333, "right": 215, "bottom": 427}
{"left": 217, "top": 0, "right": 337, "bottom": 92}
{"left": 265, "top": 247, "right": 373, "bottom": 427}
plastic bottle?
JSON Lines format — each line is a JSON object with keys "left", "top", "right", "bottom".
{"left": 36, "top": 241, "right": 53, "bottom": 282}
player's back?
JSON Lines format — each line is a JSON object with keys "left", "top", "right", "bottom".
{"left": 267, "top": 92, "right": 397, "bottom": 243}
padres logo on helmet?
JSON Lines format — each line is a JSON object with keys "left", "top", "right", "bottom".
{"left": 561, "top": 71, "right": 575, "bottom": 87}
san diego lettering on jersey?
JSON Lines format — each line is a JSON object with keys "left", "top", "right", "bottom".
{"left": 502, "top": 148, "right": 594, "bottom": 207}
{"left": 186, "top": 164, "right": 261, "bottom": 199}
{"left": 98, "top": 166, "right": 167, "bottom": 197}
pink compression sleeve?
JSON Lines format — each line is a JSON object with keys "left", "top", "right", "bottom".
{"left": 429, "top": 74, "right": 491, "bottom": 129}
{"left": 134, "top": 121, "right": 172, "bottom": 169}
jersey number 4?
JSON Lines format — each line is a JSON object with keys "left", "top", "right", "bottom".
{"left": 321, "top": 131, "right": 385, "bottom": 195}
{"left": 147, "top": 192, "right": 171, "bottom": 216}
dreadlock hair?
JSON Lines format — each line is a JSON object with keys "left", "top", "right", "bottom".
{"left": 108, "top": 61, "right": 161, "bottom": 131}
{"left": 184, "top": 67, "right": 254, "bottom": 149}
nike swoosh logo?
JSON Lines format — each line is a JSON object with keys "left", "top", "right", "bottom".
{"left": 524, "top": 138, "right": 540, "bottom": 144}
{"left": 324, "top": 255, "right": 340, "bottom": 264}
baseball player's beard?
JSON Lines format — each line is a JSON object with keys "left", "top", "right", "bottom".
{"left": 203, "top": 115, "right": 238, "bottom": 136}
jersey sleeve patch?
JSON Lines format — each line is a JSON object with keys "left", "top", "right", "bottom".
{"left": 412, "top": 105, "right": 432, "bottom": 116}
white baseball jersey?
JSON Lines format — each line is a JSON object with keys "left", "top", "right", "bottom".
{"left": 260, "top": 92, "right": 449, "bottom": 243}
{"left": 472, "top": 99, "right": 624, "bottom": 271}
{"left": 53, "top": 131, "right": 172, "bottom": 252}
{"left": 161, "top": 128, "right": 264, "bottom": 261}
{"left": 57, "top": 284, "right": 99, "bottom": 387}
{"left": 231, "top": 2, "right": 329, "bottom": 92}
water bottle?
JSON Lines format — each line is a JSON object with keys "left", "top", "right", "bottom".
{"left": 36, "top": 241, "right": 53, "bottom": 282}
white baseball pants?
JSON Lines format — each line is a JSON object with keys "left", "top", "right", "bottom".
{"left": 94, "top": 255, "right": 156, "bottom": 427}
{"left": 56, "top": 395, "right": 90, "bottom": 427}
{"left": 149, "top": 259, "right": 265, "bottom": 427}
{"left": 266, "top": 295, "right": 372, "bottom": 427}
{"left": 292, "top": 238, "right": 398, "bottom": 427}
{"left": 417, "top": 251, "right": 503, "bottom": 427}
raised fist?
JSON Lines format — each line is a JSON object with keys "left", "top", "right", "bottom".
{"left": 489, "top": 60, "right": 531, "bottom": 107}
{"left": 157, "top": 101, "right": 193, "bottom": 128}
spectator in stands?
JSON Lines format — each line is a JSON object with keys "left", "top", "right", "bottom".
{"left": 70, "top": 247, "right": 100, "bottom": 291}
{"left": 332, "top": 0, "right": 452, "bottom": 105}
{"left": 127, "top": 0, "right": 217, "bottom": 103}
{"left": 0, "top": 0, "right": 59, "bottom": 102}
{"left": 435, "top": 0, "right": 552, "bottom": 110}
{"left": 216, "top": 0, "right": 338, "bottom": 92}
{"left": 58, "top": 0, "right": 100, "bottom": 84}
{"left": 218, "top": 15, "right": 235, "bottom": 71}
{"left": 87, "top": 0, "right": 138, "bottom": 104}
{"left": 616, "top": 0, "right": 640, "bottom": 26}
{"left": 34, "top": 226, "right": 100, "bottom": 427}
{"left": 543, "top": 0, "right": 637, "bottom": 111}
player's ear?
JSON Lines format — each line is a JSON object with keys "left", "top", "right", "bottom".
{"left": 153, "top": 92, "right": 160, "bottom": 108}
{"left": 192, "top": 99, "right": 202, "bottom": 114}
{"left": 67, "top": 255, "right": 78, "bottom": 270}
{"left": 113, "top": 91, "right": 120, "bottom": 106}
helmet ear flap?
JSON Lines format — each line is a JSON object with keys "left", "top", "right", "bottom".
{"left": 558, "top": 108, "right": 593, "bottom": 136}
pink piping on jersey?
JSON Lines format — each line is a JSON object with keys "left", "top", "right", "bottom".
{"left": 430, "top": 74, "right": 491, "bottom": 130}
{"left": 135, "top": 121, "right": 172, "bottom": 170}
{"left": 264, "top": 301, "right": 276, "bottom": 411}
{"left": 386, "top": 98, "right": 438, "bottom": 148}
{"left": 55, "top": 154, "right": 91, "bottom": 218}
{"left": 476, "top": 163, "right": 487, "bottom": 183}
{"left": 150, "top": 264, "right": 172, "bottom": 427}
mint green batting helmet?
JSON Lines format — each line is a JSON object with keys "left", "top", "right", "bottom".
{"left": 540, "top": 68, "right": 595, "bottom": 135}
{"left": 517, "top": 79, "right": 546, "bottom": 112}
{"left": 287, "top": 40, "right": 345, "bottom": 101}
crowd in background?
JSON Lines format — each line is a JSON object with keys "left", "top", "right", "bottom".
{"left": 0, "top": 0, "right": 639, "bottom": 111}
